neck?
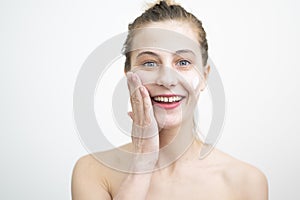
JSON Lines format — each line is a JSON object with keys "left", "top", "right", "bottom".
{"left": 156, "top": 118, "right": 203, "bottom": 169}
{"left": 158, "top": 118, "right": 194, "bottom": 147}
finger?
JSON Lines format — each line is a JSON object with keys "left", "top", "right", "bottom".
{"left": 131, "top": 73, "right": 144, "bottom": 125}
{"left": 127, "top": 73, "right": 144, "bottom": 125}
{"left": 140, "top": 86, "right": 159, "bottom": 139}
{"left": 127, "top": 111, "right": 134, "bottom": 120}
{"left": 130, "top": 90, "right": 143, "bottom": 124}
{"left": 126, "top": 72, "right": 142, "bottom": 96}
{"left": 139, "top": 86, "right": 153, "bottom": 125}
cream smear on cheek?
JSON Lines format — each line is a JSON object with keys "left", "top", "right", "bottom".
{"left": 193, "top": 76, "right": 199, "bottom": 90}
{"left": 129, "top": 65, "right": 204, "bottom": 130}
{"left": 131, "top": 66, "right": 202, "bottom": 107}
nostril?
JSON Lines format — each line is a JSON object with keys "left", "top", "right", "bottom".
{"left": 156, "top": 68, "right": 178, "bottom": 87}
{"left": 156, "top": 79, "right": 177, "bottom": 88}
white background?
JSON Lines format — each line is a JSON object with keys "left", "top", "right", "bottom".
{"left": 1, "top": 0, "right": 299, "bottom": 199}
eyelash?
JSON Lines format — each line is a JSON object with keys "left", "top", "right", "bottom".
{"left": 176, "top": 60, "right": 191, "bottom": 67}
{"left": 142, "top": 61, "right": 158, "bottom": 67}
{"left": 139, "top": 59, "right": 193, "bottom": 70}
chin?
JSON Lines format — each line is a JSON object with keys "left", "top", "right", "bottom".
{"left": 155, "top": 113, "right": 183, "bottom": 130}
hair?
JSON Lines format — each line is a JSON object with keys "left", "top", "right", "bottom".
{"left": 122, "top": 0, "right": 208, "bottom": 72}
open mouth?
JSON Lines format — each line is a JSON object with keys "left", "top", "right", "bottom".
{"left": 150, "top": 95, "right": 185, "bottom": 109}
{"left": 152, "top": 95, "right": 184, "bottom": 103}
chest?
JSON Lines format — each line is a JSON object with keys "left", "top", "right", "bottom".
{"left": 145, "top": 173, "right": 238, "bottom": 200}
{"left": 110, "top": 166, "right": 241, "bottom": 200}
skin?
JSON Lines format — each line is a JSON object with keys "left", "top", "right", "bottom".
{"left": 71, "top": 20, "right": 268, "bottom": 200}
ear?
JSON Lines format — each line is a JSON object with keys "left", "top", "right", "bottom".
{"left": 199, "top": 64, "right": 210, "bottom": 91}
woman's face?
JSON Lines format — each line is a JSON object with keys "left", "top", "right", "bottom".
{"left": 128, "top": 20, "right": 209, "bottom": 129}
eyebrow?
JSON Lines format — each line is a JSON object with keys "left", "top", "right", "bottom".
{"left": 135, "top": 49, "right": 196, "bottom": 59}
{"left": 174, "top": 49, "right": 196, "bottom": 56}
{"left": 136, "top": 51, "right": 160, "bottom": 59}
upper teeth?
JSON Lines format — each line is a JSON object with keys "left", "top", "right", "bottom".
{"left": 153, "top": 96, "right": 183, "bottom": 103}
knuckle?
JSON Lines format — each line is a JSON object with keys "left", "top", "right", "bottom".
{"left": 144, "top": 101, "right": 151, "bottom": 109}
{"left": 133, "top": 118, "right": 143, "bottom": 127}
{"left": 144, "top": 116, "right": 151, "bottom": 125}
{"left": 131, "top": 95, "right": 141, "bottom": 104}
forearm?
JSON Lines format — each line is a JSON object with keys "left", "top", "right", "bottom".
{"left": 114, "top": 73, "right": 159, "bottom": 200}
{"left": 113, "top": 172, "right": 153, "bottom": 200}
{"left": 113, "top": 153, "right": 157, "bottom": 200}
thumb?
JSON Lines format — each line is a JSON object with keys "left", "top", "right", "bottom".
{"left": 127, "top": 111, "right": 134, "bottom": 120}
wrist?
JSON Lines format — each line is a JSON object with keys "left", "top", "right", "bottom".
{"left": 130, "top": 152, "right": 158, "bottom": 173}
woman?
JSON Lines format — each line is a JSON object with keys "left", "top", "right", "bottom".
{"left": 72, "top": 1, "right": 268, "bottom": 199}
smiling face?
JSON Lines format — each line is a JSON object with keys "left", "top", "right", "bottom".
{"left": 128, "top": 20, "right": 210, "bottom": 129}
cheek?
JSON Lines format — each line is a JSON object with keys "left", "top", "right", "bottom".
{"left": 133, "top": 70, "right": 156, "bottom": 86}
{"left": 192, "top": 76, "right": 199, "bottom": 90}
{"left": 189, "top": 67, "right": 206, "bottom": 92}
{"left": 181, "top": 72, "right": 203, "bottom": 99}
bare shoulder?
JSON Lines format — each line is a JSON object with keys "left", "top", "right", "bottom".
{"left": 71, "top": 153, "right": 112, "bottom": 200}
{"left": 72, "top": 153, "right": 108, "bottom": 182}
{"left": 71, "top": 144, "right": 132, "bottom": 200}
{"left": 212, "top": 149, "right": 268, "bottom": 199}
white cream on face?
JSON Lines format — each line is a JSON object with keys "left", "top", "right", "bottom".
{"left": 128, "top": 21, "right": 205, "bottom": 128}
{"left": 192, "top": 76, "right": 199, "bottom": 90}
{"left": 130, "top": 20, "right": 202, "bottom": 57}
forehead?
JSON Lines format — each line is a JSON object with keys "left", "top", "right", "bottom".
{"left": 129, "top": 21, "right": 201, "bottom": 56}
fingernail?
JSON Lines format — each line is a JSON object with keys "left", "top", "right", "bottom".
{"left": 140, "top": 87, "right": 148, "bottom": 96}
{"left": 139, "top": 86, "right": 144, "bottom": 93}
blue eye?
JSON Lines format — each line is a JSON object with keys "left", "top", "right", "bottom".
{"left": 177, "top": 60, "right": 191, "bottom": 66}
{"left": 143, "top": 61, "right": 158, "bottom": 67}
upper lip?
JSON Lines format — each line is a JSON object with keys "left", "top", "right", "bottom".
{"left": 151, "top": 94, "right": 185, "bottom": 98}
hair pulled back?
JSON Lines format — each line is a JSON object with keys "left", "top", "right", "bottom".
{"left": 123, "top": 0, "right": 208, "bottom": 72}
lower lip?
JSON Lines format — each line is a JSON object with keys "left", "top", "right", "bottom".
{"left": 152, "top": 100, "right": 182, "bottom": 109}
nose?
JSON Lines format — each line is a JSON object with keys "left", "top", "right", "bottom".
{"left": 155, "top": 66, "right": 178, "bottom": 88}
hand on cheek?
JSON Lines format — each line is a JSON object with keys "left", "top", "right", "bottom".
{"left": 126, "top": 72, "right": 159, "bottom": 158}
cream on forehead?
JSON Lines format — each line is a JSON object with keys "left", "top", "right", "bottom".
{"left": 130, "top": 27, "right": 202, "bottom": 56}
{"left": 142, "top": 20, "right": 199, "bottom": 43}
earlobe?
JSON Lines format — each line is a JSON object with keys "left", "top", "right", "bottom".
{"left": 199, "top": 65, "right": 210, "bottom": 92}
{"left": 204, "top": 64, "right": 210, "bottom": 80}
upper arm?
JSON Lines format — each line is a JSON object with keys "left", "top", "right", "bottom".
{"left": 71, "top": 155, "right": 112, "bottom": 200}
{"left": 246, "top": 168, "right": 268, "bottom": 200}
{"left": 238, "top": 166, "right": 268, "bottom": 200}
